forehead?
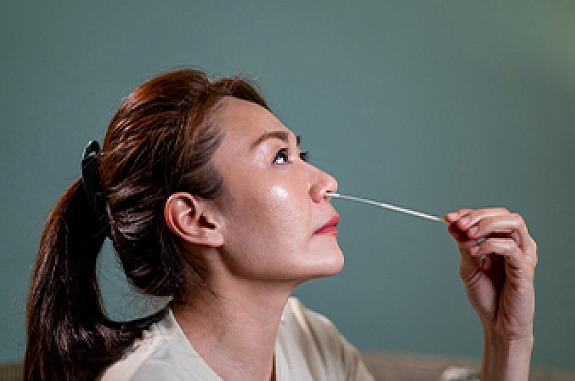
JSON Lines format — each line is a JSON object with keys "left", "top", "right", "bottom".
{"left": 212, "top": 97, "right": 292, "bottom": 143}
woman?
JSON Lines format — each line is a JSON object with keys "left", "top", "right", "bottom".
{"left": 25, "top": 68, "right": 537, "bottom": 380}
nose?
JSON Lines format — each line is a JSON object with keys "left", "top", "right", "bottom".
{"left": 309, "top": 167, "right": 338, "bottom": 203}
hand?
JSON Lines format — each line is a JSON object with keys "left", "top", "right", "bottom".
{"left": 444, "top": 208, "right": 538, "bottom": 340}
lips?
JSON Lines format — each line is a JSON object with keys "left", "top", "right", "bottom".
{"left": 314, "top": 215, "right": 340, "bottom": 234}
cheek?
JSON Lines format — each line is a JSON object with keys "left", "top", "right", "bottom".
{"left": 226, "top": 183, "right": 309, "bottom": 254}
{"left": 265, "top": 184, "right": 306, "bottom": 233}
{"left": 220, "top": 180, "right": 313, "bottom": 278}
{"left": 247, "top": 184, "right": 309, "bottom": 250}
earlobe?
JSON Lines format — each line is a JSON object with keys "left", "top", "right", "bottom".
{"left": 164, "top": 192, "right": 224, "bottom": 248}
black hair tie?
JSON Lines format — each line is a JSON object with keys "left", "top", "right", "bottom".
{"left": 81, "top": 140, "right": 111, "bottom": 237}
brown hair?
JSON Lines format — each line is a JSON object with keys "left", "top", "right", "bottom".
{"left": 25, "top": 68, "right": 269, "bottom": 380}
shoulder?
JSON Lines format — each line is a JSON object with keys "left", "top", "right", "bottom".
{"left": 279, "top": 297, "right": 374, "bottom": 381}
{"left": 282, "top": 297, "right": 342, "bottom": 344}
{"left": 281, "top": 297, "right": 359, "bottom": 354}
{"left": 99, "top": 322, "right": 169, "bottom": 381}
{"left": 99, "top": 309, "right": 215, "bottom": 381}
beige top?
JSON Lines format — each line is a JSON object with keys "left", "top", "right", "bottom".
{"left": 101, "top": 297, "right": 374, "bottom": 381}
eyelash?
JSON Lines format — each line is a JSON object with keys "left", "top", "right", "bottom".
{"left": 273, "top": 148, "right": 309, "bottom": 164}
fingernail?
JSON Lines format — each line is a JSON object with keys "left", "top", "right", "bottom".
{"left": 446, "top": 212, "right": 457, "bottom": 221}
{"left": 460, "top": 217, "right": 470, "bottom": 227}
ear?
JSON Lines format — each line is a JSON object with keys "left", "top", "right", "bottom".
{"left": 164, "top": 192, "right": 224, "bottom": 248}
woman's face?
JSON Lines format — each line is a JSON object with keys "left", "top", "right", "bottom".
{"left": 210, "top": 97, "right": 343, "bottom": 283}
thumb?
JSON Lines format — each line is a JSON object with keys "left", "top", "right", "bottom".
{"left": 447, "top": 222, "right": 484, "bottom": 284}
{"left": 459, "top": 247, "right": 485, "bottom": 285}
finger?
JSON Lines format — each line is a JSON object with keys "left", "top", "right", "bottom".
{"left": 444, "top": 208, "right": 473, "bottom": 223}
{"left": 459, "top": 250, "right": 499, "bottom": 286}
{"left": 448, "top": 222, "right": 470, "bottom": 243}
{"left": 447, "top": 212, "right": 486, "bottom": 247}
{"left": 458, "top": 243, "right": 486, "bottom": 285}
{"left": 467, "top": 213, "right": 532, "bottom": 250}
{"left": 456, "top": 208, "right": 510, "bottom": 231}
{"left": 446, "top": 208, "right": 474, "bottom": 240}
{"left": 468, "top": 237, "right": 525, "bottom": 268}
{"left": 448, "top": 220, "right": 489, "bottom": 245}
{"left": 446, "top": 208, "right": 501, "bottom": 245}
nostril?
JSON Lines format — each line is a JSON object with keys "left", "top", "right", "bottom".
{"left": 310, "top": 169, "right": 338, "bottom": 202}
{"left": 324, "top": 192, "right": 337, "bottom": 200}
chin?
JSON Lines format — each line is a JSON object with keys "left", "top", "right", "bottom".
{"left": 304, "top": 247, "right": 345, "bottom": 280}
{"left": 324, "top": 251, "right": 345, "bottom": 276}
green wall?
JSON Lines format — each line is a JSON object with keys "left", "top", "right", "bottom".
{"left": 2, "top": 0, "right": 574, "bottom": 371}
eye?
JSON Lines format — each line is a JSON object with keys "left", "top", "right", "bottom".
{"left": 273, "top": 148, "right": 290, "bottom": 164}
{"left": 272, "top": 148, "right": 310, "bottom": 164}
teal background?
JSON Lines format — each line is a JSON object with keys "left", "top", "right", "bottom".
{"left": 2, "top": 0, "right": 574, "bottom": 372}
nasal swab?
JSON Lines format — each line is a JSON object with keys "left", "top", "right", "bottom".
{"left": 326, "top": 192, "right": 448, "bottom": 224}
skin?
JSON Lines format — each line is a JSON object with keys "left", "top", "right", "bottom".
{"left": 444, "top": 209, "right": 537, "bottom": 380}
{"left": 164, "top": 97, "right": 340, "bottom": 381}
{"left": 207, "top": 98, "right": 344, "bottom": 282}
{"left": 164, "top": 97, "right": 538, "bottom": 381}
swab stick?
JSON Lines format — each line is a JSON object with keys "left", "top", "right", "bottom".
{"left": 326, "top": 192, "right": 447, "bottom": 224}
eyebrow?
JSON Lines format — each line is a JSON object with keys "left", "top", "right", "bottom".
{"left": 250, "top": 130, "right": 301, "bottom": 150}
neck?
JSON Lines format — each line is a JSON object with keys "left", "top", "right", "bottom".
{"left": 171, "top": 278, "right": 295, "bottom": 381}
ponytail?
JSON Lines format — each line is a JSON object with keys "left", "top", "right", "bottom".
{"left": 24, "top": 179, "right": 164, "bottom": 380}
{"left": 25, "top": 68, "right": 270, "bottom": 380}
